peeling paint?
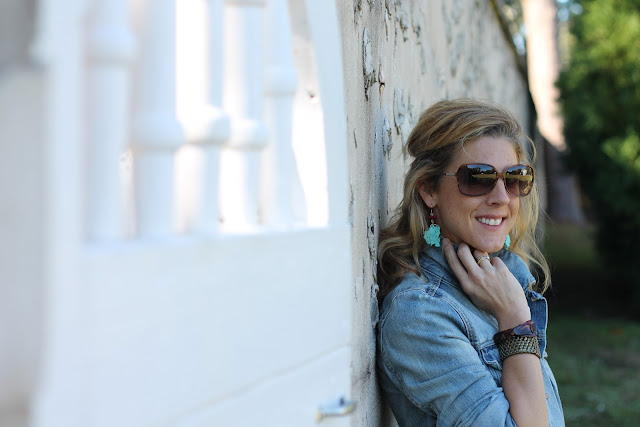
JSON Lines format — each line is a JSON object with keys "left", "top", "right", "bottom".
{"left": 393, "top": 87, "right": 412, "bottom": 141}
{"left": 443, "top": 2, "right": 455, "bottom": 44}
{"left": 437, "top": 66, "right": 447, "bottom": 98}
{"left": 367, "top": 211, "right": 376, "bottom": 258}
{"left": 370, "top": 282, "right": 380, "bottom": 329}
{"left": 354, "top": 0, "right": 363, "bottom": 22}
{"left": 411, "top": 3, "right": 423, "bottom": 39}
{"left": 384, "top": 0, "right": 392, "bottom": 39}
{"left": 450, "top": 31, "right": 464, "bottom": 77}
{"left": 445, "top": 0, "right": 464, "bottom": 25}
{"left": 378, "top": 59, "right": 387, "bottom": 100}
{"left": 349, "top": 181, "right": 355, "bottom": 227}
{"left": 382, "top": 117, "right": 393, "bottom": 158}
{"left": 393, "top": 87, "right": 405, "bottom": 135}
{"left": 362, "top": 27, "right": 377, "bottom": 99}
{"left": 395, "top": 5, "right": 409, "bottom": 42}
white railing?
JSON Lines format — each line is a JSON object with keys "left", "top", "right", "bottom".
{"left": 218, "top": 0, "right": 269, "bottom": 230}
{"left": 176, "top": 0, "right": 230, "bottom": 234}
{"left": 83, "top": 0, "right": 311, "bottom": 242}
{"left": 86, "top": 0, "right": 136, "bottom": 241}
{"left": 262, "top": 0, "right": 298, "bottom": 227}
{"left": 132, "top": 0, "right": 184, "bottom": 238}
{"left": 25, "top": 1, "right": 350, "bottom": 425}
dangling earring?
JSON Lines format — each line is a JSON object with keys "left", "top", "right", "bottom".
{"left": 424, "top": 208, "right": 441, "bottom": 247}
{"left": 503, "top": 234, "right": 511, "bottom": 250}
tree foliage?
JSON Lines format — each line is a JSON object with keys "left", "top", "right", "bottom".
{"left": 558, "top": 0, "right": 640, "bottom": 311}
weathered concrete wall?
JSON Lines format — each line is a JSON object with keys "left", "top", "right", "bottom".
{"left": 339, "top": 1, "right": 531, "bottom": 425}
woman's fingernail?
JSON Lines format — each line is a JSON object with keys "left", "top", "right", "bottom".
{"left": 443, "top": 238, "right": 450, "bottom": 246}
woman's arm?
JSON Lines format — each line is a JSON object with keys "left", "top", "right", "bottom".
{"left": 379, "top": 290, "right": 518, "bottom": 426}
{"left": 443, "top": 238, "right": 548, "bottom": 427}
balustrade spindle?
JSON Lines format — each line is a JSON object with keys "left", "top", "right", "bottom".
{"left": 301, "top": 0, "right": 349, "bottom": 227}
{"left": 219, "top": 0, "right": 269, "bottom": 230}
{"left": 132, "top": 0, "right": 184, "bottom": 238}
{"left": 86, "top": 0, "right": 136, "bottom": 241}
{"left": 176, "top": 0, "right": 230, "bottom": 233}
{"left": 261, "top": 0, "right": 298, "bottom": 227}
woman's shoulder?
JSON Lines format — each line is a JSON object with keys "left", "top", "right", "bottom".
{"left": 379, "top": 270, "right": 466, "bottom": 327}
{"left": 381, "top": 272, "right": 429, "bottom": 309}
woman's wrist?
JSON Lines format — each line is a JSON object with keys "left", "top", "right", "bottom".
{"left": 496, "top": 308, "right": 531, "bottom": 331}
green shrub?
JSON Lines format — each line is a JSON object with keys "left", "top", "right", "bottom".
{"left": 557, "top": 0, "right": 640, "bottom": 315}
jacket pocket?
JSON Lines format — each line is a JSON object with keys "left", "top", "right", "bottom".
{"left": 479, "top": 343, "right": 503, "bottom": 386}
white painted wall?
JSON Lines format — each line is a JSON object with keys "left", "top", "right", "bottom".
{"left": 339, "top": 1, "right": 532, "bottom": 425}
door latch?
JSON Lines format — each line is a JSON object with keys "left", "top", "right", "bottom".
{"left": 316, "top": 396, "right": 356, "bottom": 422}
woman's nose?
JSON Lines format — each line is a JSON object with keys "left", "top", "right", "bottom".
{"left": 487, "top": 178, "right": 511, "bottom": 203}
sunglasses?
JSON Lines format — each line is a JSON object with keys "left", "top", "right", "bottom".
{"left": 442, "top": 163, "right": 535, "bottom": 197}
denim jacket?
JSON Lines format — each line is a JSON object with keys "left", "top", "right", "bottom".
{"left": 377, "top": 245, "right": 564, "bottom": 426}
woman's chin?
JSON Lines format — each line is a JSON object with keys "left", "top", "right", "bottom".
{"left": 475, "top": 240, "right": 504, "bottom": 253}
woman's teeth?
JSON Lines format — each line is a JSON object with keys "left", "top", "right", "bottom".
{"left": 478, "top": 217, "right": 502, "bottom": 226}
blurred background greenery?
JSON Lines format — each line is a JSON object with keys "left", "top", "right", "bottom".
{"left": 539, "top": 0, "right": 640, "bottom": 424}
{"left": 557, "top": 0, "right": 640, "bottom": 314}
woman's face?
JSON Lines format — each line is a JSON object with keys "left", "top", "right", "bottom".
{"left": 419, "top": 136, "right": 520, "bottom": 253}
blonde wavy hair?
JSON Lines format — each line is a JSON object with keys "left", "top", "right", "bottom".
{"left": 377, "top": 98, "right": 550, "bottom": 300}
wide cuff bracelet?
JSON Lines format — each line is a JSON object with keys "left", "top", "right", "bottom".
{"left": 497, "top": 335, "right": 541, "bottom": 361}
{"left": 493, "top": 319, "right": 538, "bottom": 344}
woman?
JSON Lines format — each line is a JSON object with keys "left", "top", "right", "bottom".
{"left": 377, "top": 99, "right": 564, "bottom": 426}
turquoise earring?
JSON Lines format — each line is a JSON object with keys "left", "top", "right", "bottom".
{"left": 504, "top": 234, "right": 511, "bottom": 250}
{"left": 424, "top": 208, "right": 441, "bottom": 247}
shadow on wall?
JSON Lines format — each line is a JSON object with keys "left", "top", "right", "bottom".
{"left": 0, "top": 2, "right": 42, "bottom": 426}
{"left": 0, "top": 0, "right": 37, "bottom": 70}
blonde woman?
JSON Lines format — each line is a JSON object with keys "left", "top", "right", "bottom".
{"left": 377, "top": 99, "right": 564, "bottom": 426}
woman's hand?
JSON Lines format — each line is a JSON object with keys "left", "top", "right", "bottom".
{"left": 442, "top": 238, "right": 530, "bottom": 330}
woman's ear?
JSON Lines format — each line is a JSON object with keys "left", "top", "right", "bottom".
{"left": 418, "top": 181, "right": 437, "bottom": 208}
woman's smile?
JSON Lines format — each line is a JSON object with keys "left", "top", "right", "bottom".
{"left": 476, "top": 216, "right": 505, "bottom": 226}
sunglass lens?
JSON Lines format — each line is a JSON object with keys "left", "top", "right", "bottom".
{"left": 505, "top": 165, "right": 534, "bottom": 196}
{"left": 459, "top": 164, "right": 497, "bottom": 196}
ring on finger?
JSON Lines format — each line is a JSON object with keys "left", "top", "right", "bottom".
{"left": 476, "top": 256, "right": 490, "bottom": 265}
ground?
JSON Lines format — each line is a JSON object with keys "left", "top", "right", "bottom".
{"left": 544, "top": 223, "right": 640, "bottom": 426}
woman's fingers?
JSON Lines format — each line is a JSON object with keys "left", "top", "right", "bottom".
{"left": 443, "top": 239, "right": 477, "bottom": 285}
{"left": 473, "top": 249, "right": 491, "bottom": 268}
{"left": 457, "top": 244, "right": 491, "bottom": 275}
{"left": 444, "top": 240, "right": 484, "bottom": 291}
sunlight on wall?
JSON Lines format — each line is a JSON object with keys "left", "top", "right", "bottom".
{"left": 290, "top": 21, "right": 329, "bottom": 227}
{"left": 173, "top": 0, "right": 331, "bottom": 230}
{"left": 291, "top": 88, "right": 329, "bottom": 227}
